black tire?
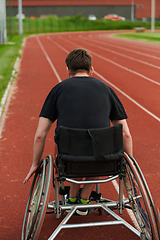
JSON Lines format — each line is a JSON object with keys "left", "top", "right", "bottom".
{"left": 123, "top": 153, "right": 159, "bottom": 240}
{"left": 21, "top": 155, "right": 53, "bottom": 240}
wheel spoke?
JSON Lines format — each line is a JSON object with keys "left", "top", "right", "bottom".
{"left": 22, "top": 156, "right": 53, "bottom": 240}
{"left": 123, "top": 154, "right": 159, "bottom": 240}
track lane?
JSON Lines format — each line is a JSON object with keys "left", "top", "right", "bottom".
{"left": 80, "top": 34, "right": 160, "bottom": 61}
{"left": 90, "top": 31, "right": 160, "bottom": 56}
{"left": 78, "top": 35, "right": 160, "bottom": 75}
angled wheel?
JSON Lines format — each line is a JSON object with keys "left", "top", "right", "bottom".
{"left": 22, "top": 155, "right": 53, "bottom": 240}
{"left": 123, "top": 153, "right": 159, "bottom": 240}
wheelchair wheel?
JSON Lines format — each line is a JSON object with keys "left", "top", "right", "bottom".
{"left": 22, "top": 155, "right": 53, "bottom": 240}
{"left": 123, "top": 153, "right": 159, "bottom": 240}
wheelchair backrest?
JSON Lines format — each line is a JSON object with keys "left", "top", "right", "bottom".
{"left": 56, "top": 124, "right": 124, "bottom": 177}
{"left": 57, "top": 124, "right": 123, "bottom": 157}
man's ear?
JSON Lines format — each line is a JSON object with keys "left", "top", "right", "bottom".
{"left": 89, "top": 66, "right": 94, "bottom": 75}
{"left": 66, "top": 67, "right": 71, "bottom": 77}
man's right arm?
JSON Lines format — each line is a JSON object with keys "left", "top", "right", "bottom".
{"left": 112, "top": 119, "right": 133, "bottom": 156}
{"left": 23, "top": 117, "right": 52, "bottom": 184}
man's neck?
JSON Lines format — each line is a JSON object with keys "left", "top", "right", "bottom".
{"left": 73, "top": 72, "right": 89, "bottom": 77}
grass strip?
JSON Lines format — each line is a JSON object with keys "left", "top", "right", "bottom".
{"left": 113, "top": 32, "right": 160, "bottom": 44}
{"left": 0, "top": 34, "right": 28, "bottom": 100}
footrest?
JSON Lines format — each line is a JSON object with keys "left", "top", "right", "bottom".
{"left": 91, "top": 191, "right": 102, "bottom": 200}
{"left": 59, "top": 186, "right": 70, "bottom": 195}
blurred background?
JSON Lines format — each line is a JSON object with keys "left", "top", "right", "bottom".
{"left": 0, "top": 0, "right": 160, "bottom": 43}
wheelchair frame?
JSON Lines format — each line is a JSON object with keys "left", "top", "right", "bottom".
{"left": 21, "top": 153, "right": 160, "bottom": 240}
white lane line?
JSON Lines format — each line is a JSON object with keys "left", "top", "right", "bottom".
{"left": 36, "top": 36, "right": 61, "bottom": 83}
{"left": 88, "top": 33, "right": 160, "bottom": 60}
{"left": 91, "top": 49, "right": 160, "bottom": 86}
{"left": 47, "top": 36, "right": 69, "bottom": 54}
{"left": 112, "top": 179, "right": 141, "bottom": 231}
{"left": 78, "top": 35, "right": 160, "bottom": 70}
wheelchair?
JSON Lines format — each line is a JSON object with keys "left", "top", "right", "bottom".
{"left": 21, "top": 124, "right": 160, "bottom": 240}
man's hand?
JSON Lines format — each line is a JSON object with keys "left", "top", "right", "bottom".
{"left": 23, "top": 164, "right": 39, "bottom": 184}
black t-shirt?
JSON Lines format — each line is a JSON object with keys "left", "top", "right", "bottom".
{"left": 39, "top": 77, "right": 127, "bottom": 142}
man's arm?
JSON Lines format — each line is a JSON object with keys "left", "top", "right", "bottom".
{"left": 112, "top": 119, "right": 133, "bottom": 156}
{"left": 23, "top": 117, "right": 52, "bottom": 184}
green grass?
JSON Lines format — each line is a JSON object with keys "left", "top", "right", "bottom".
{"left": 0, "top": 34, "right": 28, "bottom": 100}
{"left": 113, "top": 31, "right": 160, "bottom": 44}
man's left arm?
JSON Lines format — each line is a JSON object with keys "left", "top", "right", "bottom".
{"left": 112, "top": 119, "right": 133, "bottom": 156}
{"left": 23, "top": 117, "right": 52, "bottom": 184}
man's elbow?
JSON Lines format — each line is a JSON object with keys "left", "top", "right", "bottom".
{"left": 35, "top": 131, "right": 47, "bottom": 142}
{"left": 123, "top": 131, "right": 132, "bottom": 142}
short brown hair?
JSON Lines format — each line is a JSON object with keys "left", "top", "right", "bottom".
{"left": 65, "top": 48, "right": 92, "bottom": 75}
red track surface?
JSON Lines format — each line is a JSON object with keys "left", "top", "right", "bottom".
{"left": 0, "top": 30, "right": 160, "bottom": 240}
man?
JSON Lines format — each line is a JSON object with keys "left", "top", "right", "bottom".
{"left": 24, "top": 48, "right": 132, "bottom": 215}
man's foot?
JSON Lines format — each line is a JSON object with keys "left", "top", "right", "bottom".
{"left": 65, "top": 191, "right": 78, "bottom": 213}
{"left": 76, "top": 189, "right": 91, "bottom": 216}
{"left": 76, "top": 198, "right": 89, "bottom": 215}
{"left": 66, "top": 191, "right": 77, "bottom": 204}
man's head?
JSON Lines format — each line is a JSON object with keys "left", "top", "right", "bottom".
{"left": 65, "top": 48, "right": 93, "bottom": 76}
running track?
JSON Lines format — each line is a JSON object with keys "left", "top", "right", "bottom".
{"left": 0, "top": 30, "right": 160, "bottom": 240}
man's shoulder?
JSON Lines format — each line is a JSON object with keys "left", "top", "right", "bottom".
{"left": 89, "top": 77, "right": 111, "bottom": 89}
{"left": 56, "top": 77, "right": 111, "bottom": 91}
{"left": 89, "top": 76, "right": 107, "bottom": 83}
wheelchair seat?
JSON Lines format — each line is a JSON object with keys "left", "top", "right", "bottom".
{"left": 56, "top": 124, "right": 124, "bottom": 178}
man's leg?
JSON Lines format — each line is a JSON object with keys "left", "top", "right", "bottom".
{"left": 80, "top": 177, "right": 99, "bottom": 200}
{"left": 69, "top": 179, "right": 82, "bottom": 198}
{"left": 69, "top": 177, "right": 99, "bottom": 199}
{"left": 76, "top": 177, "right": 99, "bottom": 215}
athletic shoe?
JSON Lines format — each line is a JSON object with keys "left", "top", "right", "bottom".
{"left": 65, "top": 191, "right": 77, "bottom": 213}
{"left": 76, "top": 189, "right": 91, "bottom": 216}
{"left": 66, "top": 190, "right": 77, "bottom": 204}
